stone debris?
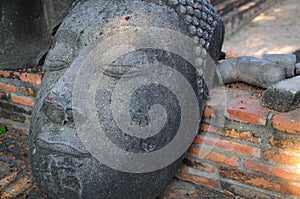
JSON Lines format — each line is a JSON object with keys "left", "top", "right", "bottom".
{"left": 293, "top": 49, "right": 300, "bottom": 63}
{"left": 262, "top": 54, "right": 296, "bottom": 78}
{"left": 295, "top": 63, "right": 300, "bottom": 76}
{"left": 262, "top": 76, "right": 300, "bottom": 112}
{"left": 217, "top": 56, "right": 285, "bottom": 88}
{"left": 218, "top": 54, "right": 300, "bottom": 112}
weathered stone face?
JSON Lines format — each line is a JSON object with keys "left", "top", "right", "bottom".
{"left": 0, "top": 0, "right": 74, "bottom": 70}
{"left": 29, "top": 0, "right": 224, "bottom": 198}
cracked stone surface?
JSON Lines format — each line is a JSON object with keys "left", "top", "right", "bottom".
{"left": 262, "top": 76, "right": 300, "bottom": 112}
{"left": 217, "top": 56, "right": 285, "bottom": 88}
{"left": 262, "top": 54, "right": 296, "bottom": 78}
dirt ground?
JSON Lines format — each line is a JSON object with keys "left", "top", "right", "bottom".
{"left": 223, "top": 0, "right": 300, "bottom": 57}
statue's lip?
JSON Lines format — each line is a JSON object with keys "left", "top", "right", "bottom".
{"left": 36, "top": 125, "right": 90, "bottom": 157}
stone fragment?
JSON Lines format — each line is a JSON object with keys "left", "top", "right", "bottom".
{"left": 262, "top": 76, "right": 300, "bottom": 112}
{"left": 217, "top": 56, "right": 285, "bottom": 88}
{"left": 293, "top": 49, "right": 300, "bottom": 63}
{"left": 0, "top": 0, "right": 74, "bottom": 70}
{"left": 262, "top": 54, "right": 296, "bottom": 78}
{"left": 295, "top": 63, "right": 300, "bottom": 76}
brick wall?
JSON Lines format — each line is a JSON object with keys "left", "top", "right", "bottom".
{"left": 0, "top": 69, "right": 41, "bottom": 134}
{"left": 164, "top": 83, "right": 300, "bottom": 198}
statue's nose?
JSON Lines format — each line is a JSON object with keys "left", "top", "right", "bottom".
{"left": 41, "top": 97, "right": 66, "bottom": 124}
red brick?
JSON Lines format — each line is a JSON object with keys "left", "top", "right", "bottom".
{"left": 203, "top": 106, "right": 215, "bottom": 118}
{"left": 0, "top": 83, "right": 16, "bottom": 92}
{"left": 245, "top": 160, "right": 300, "bottom": 183}
{"left": 220, "top": 167, "right": 300, "bottom": 196}
{"left": 193, "top": 161, "right": 215, "bottom": 173}
{"left": 10, "top": 124, "right": 29, "bottom": 134}
{"left": 199, "top": 123, "right": 219, "bottom": 133}
{"left": 0, "top": 109, "right": 25, "bottom": 123}
{"left": 188, "top": 147, "right": 240, "bottom": 167}
{"left": 14, "top": 72, "right": 42, "bottom": 85}
{"left": 200, "top": 124, "right": 260, "bottom": 143}
{"left": 264, "top": 150, "right": 300, "bottom": 166}
{"left": 0, "top": 70, "right": 12, "bottom": 78}
{"left": 220, "top": 190, "right": 236, "bottom": 198}
{"left": 220, "top": 128, "right": 260, "bottom": 142}
{"left": 204, "top": 87, "right": 226, "bottom": 116}
{"left": 184, "top": 157, "right": 215, "bottom": 173}
{"left": 0, "top": 91, "right": 10, "bottom": 100}
{"left": 18, "top": 86, "right": 38, "bottom": 96}
{"left": 192, "top": 135, "right": 261, "bottom": 157}
{"left": 272, "top": 109, "right": 300, "bottom": 134}
{"left": 226, "top": 97, "right": 270, "bottom": 125}
{"left": 181, "top": 170, "right": 219, "bottom": 188}
{"left": 221, "top": 182, "right": 271, "bottom": 199}
{"left": 0, "top": 101, "right": 31, "bottom": 114}
{"left": 0, "top": 192, "right": 13, "bottom": 199}
{"left": 269, "top": 137, "right": 300, "bottom": 151}
{"left": 0, "top": 70, "right": 42, "bottom": 85}
{"left": 11, "top": 95, "right": 34, "bottom": 107}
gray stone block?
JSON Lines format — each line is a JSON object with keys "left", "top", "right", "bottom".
{"left": 217, "top": 56, "right": 285, "bottom": 88}
{"left": 293, "top": 49, "right": 300, "bottom": 63}
{"left": 262, "top": 54, "right": 296, "bottom": 78}
{"left": 296, "top": 63, "right": 300, "bottom": 76}
{"left": 262, "top": 76, "right": 300, "bottom": 112}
